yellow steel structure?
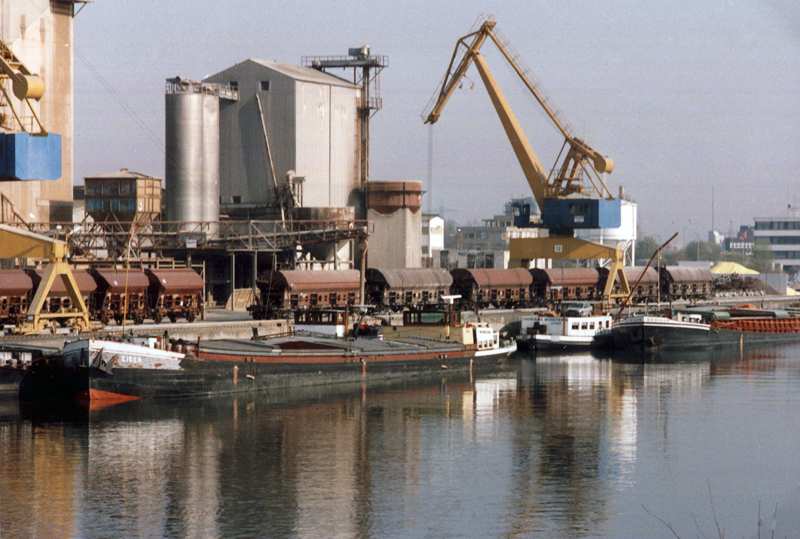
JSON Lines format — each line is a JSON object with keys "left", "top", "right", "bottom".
{"left": 0, "top": 224, "right": 92, "bottom": 333}
{"left": 424, "top": 16, "right": 629, "bottom": 300}
{"left": 508, "top": 237, "right": 628, "bottom": 300}
{"left": 0, "top": 38, "right": 47, "bottom": 134}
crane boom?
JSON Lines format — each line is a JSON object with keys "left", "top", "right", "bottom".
{"left": 471, "top": 53, "right": 548, "bottom": 210}
{"left": 423, "top": 15, "right": 630, "bottom": 302}
{"left": 424, "top": 16, "right": 614, "bottom": 203}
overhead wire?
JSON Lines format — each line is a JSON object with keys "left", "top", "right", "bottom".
{"left": 70, "top": 43, "right": 166, "bottom": 155}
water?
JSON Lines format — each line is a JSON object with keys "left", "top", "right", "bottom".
{"left": 2, "top": 345, "right": 800, "bottom": 538}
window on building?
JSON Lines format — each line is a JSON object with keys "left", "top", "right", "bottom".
{"left": 103, "top": 180, "right": 119, "bottom": 196}
{"left": 119, "top": 179, "right": 134, "bottom": 195}
{"left": 261, "top": 80, "right": 270, "bottom": 91}
{"left": 85, "top": 180, "right": 102, "bottom": 196}
{"left": 229, "top": 81, "right": 238, "bottom": 91}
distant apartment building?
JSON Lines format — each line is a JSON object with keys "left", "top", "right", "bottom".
{"left": 754, "top": 215, "right": 800, "bottom": 271}
{"left": 444, "top": 198, "right": 542, "bottom": 269}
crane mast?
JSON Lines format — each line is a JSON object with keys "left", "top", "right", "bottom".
{"left": 424, "top": 15, "right": 630, "bottom": 302}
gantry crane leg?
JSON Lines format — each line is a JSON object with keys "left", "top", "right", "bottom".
{"left": 509, "top": 236, "right": 630, "bottom": 304}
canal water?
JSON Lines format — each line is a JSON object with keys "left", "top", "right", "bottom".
{"left": 2, "top": 344, "right": 800, "bottom": 538}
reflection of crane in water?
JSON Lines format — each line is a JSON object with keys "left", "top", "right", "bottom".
{"left": 499, "top": 357, "right": 642, "bottom": 534}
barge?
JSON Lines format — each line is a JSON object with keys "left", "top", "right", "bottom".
{"left": 19, "top": 307, "right": 515, "bottom": 404}
{"left": 516, "top": 312, "right": 613, "bottom": 352}
{"left": 593, "top": 305, "right": 800, "bottom": 353}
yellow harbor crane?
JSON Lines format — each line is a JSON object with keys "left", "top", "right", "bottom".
{"left": 0, "top": 225, "right": 92, "bottom": 333}
{"left": 424, "top": 15, "right": 630, "bottom": 301}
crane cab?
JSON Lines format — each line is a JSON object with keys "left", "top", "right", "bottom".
{"left": 542, "top": 198, "right": 621, "bottom": 234}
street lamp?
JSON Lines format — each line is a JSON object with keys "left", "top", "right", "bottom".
{"left": 692, "top": 232, "right": 700, "bottom": 261}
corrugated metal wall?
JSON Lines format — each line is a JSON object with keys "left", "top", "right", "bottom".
{"left": 206, "top": 60, "right": 360, "bottom": 212}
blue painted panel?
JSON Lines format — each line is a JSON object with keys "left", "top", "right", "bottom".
{"left": 542, "top": 198, "right": 621, "bottom": 231}
{"left": 0, "top": 132, "right": 62, "bottom": 181}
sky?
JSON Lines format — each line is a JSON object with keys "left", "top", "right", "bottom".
{"left": 72, "top": 0, "right": 800, "bottom": 242}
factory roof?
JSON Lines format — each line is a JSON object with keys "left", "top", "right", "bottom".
{"left": 212, "top": 59, "right": 357, "bottom": 89}
{"left": 84, "top": 168, "right": 158, "bottom": 180}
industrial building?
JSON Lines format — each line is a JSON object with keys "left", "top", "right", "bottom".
{"left": 0, "top": 6, "right": 424, "bottom": 309}
{"left": 204, "top": 60, "right": 362, "bottom": 216}
{"left": 444, "top": 198, "right": 542, "bottom": 270}
{"left": 0, "top": 2, "right": 82, "bottom": 224}
{"left": 754, "top": 213, "right": 800, "bottom": 272}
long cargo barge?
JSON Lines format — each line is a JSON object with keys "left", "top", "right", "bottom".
{"left": 19, "top": 308, "right": 516, "bottom": 404}
{"left": 593, "top": 305, "right": 800, "bottom": 353}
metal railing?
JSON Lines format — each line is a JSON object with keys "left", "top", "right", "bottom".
{"left": 14, "top": 219, "right": 373, "bottom": 261}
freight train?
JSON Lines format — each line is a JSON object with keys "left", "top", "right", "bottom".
{"left": 248, "top": 265, "right": 742, "bottom": 319}
{"left": 0, "top": 267, "right": 204, "bottom": 327}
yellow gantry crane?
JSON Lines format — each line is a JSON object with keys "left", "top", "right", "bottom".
{"left": 424, "top": 15, "right": 629, "bottom": 301}
{"left": 0, "top": 225, "right": 92, "bottom": 333}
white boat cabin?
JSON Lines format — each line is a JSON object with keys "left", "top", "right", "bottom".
{"left": 521, "top": 314, "right": 613, "bottom": 338}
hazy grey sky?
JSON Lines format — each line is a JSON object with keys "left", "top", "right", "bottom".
{"left": 73, "top": 0, "right": 800, "bottom": 241}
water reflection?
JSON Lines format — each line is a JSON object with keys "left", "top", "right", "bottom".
{"left": 2, "top": 345, "right": 799, "bottom": 538}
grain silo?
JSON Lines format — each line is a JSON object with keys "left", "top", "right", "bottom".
{"left": 165, "top": 78, "right": 231, "bottom": 235}
{"left": 366, "top": 181, "right": 423, "bottom": 269}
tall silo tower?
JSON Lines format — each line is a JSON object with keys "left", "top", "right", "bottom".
{"left": 165, "top": 78, "right": 237, "bottom": 237}
{"left": 203, "top": 59, "right": 361, "bottom": 218}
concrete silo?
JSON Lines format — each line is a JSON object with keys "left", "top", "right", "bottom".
{"left": 366, "top": 181, "right": 423, "bottom": 269}
{"left": 165, "top": 78, "right": 231, "bottom": 235}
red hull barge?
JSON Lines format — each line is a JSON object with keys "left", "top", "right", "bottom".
{"left": 20, "top": 333, "right": 516, "bottom": 404}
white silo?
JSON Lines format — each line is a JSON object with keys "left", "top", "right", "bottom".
{"left": 165, "top": 78, "right": 223, "bottom": 236}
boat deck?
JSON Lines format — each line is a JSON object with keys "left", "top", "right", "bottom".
{"left": 198, "top": 335, "right": 467, "bottom": 358}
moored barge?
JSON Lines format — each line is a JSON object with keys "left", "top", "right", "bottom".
{"left": 594, "top": 305, "right": 800, "bottom": 352}
{"left": 20, "top": 307, "right": 515, "bottom": 405}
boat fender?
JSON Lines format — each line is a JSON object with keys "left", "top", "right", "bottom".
{"left": 440, "top": 364, "right": 448, "bottom": 369}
